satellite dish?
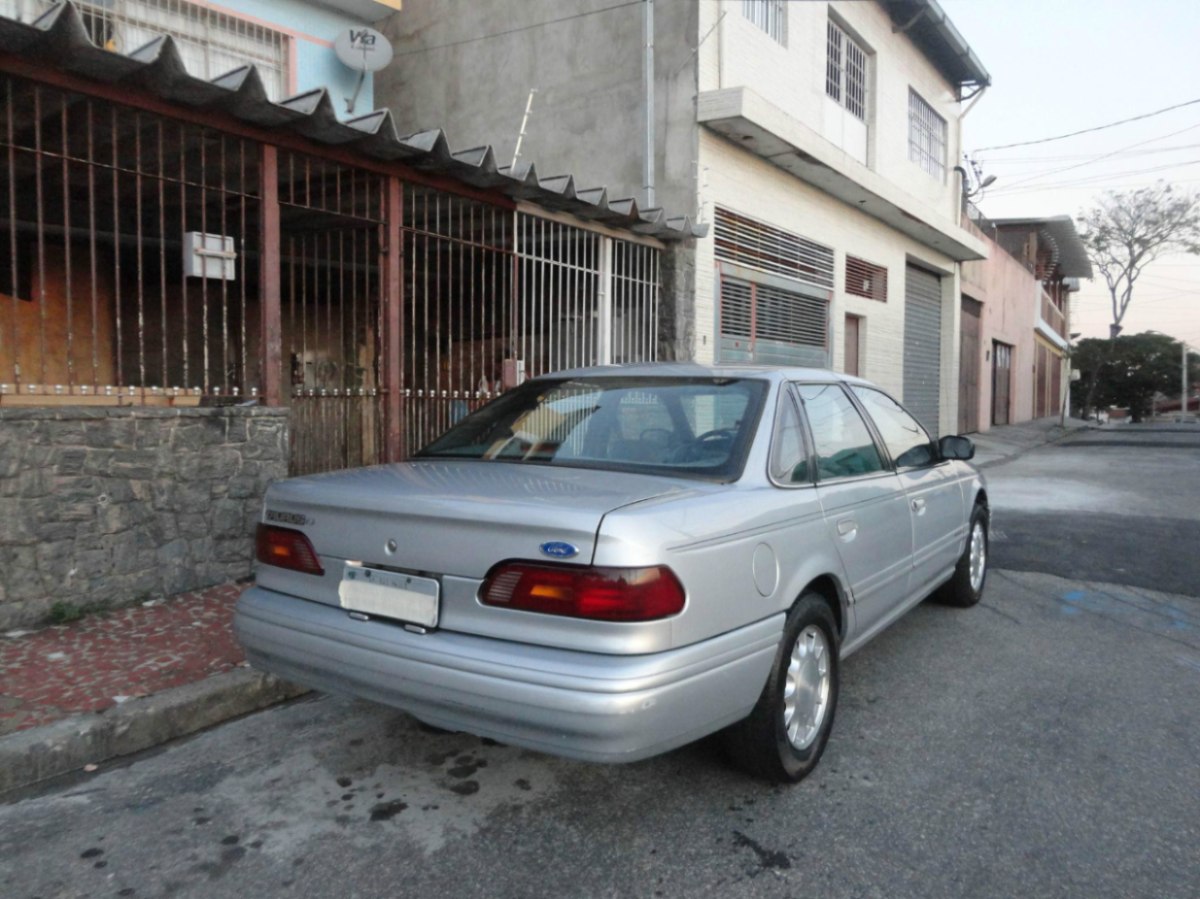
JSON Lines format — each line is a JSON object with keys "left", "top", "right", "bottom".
{"left": 334, "top": 27, "right": 393, "bottom": 73}
{"left": 334, "top": 27, "right": 393, "bottom": 114}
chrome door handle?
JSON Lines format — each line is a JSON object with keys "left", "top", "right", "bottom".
{"left": 911, "top": 498, "right": 926, "bottom": 514}
{"left": 836, "top": 518, "right": 857, "bottom": 538}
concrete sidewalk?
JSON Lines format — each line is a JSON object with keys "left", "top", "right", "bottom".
{"left": 969, "top": 415, "right": 1092, "bottom": 468}
{"left": 0, "top": 415, "right": 1088, "bottom": 796}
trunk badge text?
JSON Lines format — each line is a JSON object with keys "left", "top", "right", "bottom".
{"left": 266, "top": 509, "right": 310, "bottom": 526}
{"left": 540, "top": 542, "right": 579, "bottom": 559}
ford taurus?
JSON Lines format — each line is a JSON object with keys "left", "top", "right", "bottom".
{"left": 235, "top": 363, "right": 988, "bottom": 782}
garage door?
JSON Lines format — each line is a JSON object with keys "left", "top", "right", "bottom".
{"left": 903, "top": 264, "right": 942, "bottom": 436}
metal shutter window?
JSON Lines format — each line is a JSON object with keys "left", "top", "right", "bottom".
{"left": 714, "top": 207, "right": 833, "bottom": 368}
{"left": 903, "top": 264, "right": 942, "bottom": 436}
{"left": 717, "top": 274, "right": 829, "bottom": 367}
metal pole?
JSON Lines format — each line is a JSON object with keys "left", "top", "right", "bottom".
{"left": 643, "top": 0, "right": 655, "bottom": 210}
{"left": 1183, "top": 340, "right": 1189, "bottom": 421}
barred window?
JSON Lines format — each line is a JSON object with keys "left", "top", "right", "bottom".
{"left": 3, "top": 0, "right": 290, "bottom": 101}
{"left": 826, "top": 21, "right": 867, "bottom": 121}
{"left": 742, "top": 0, "right": 786, "bottom": 45}
{"left": 845, "top": 256, "right": 888, "bottom": 302}
{"left": 908, "top": 89, "right": 947, "bottom": 180}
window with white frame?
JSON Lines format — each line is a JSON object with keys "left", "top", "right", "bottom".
{"left": 908, "top": 89, "right": 947, "bottom": 179}
{"left": 742, "top": 0, "right": 786, "bottom": 45}
{"left": 2, "top": 0, "right": 290, "bottom": 101}
{"left": 826, "top": 20, "right": 867, "bottom": 121}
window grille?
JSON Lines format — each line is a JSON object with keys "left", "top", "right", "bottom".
{"left": 908, "top": 89, "right": 947, "bottom": 180}
{"left": 845, "top": 255, "right": 887, "bottom": 302}
{"left": 714, "top": 208, "right": 831, "bottom": 367}
{"left": 714, "top": 207, "right": 834, "bottom": 291}
{"left": 718, "top": 276, "right": 828, "bottom": 366}
{"left": 742, "top": 0, "right": 786, "bottom": 45}
{"left": 2, "top": 0, "right": 290, "bottom": 101}
{"left": 826, "top": 21, "right": 867, "bottom": 121}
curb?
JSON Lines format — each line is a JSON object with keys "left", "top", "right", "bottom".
{"left": 973, "top": 423, "right": 1092, "bottom": 470}
{"left": 0, "top": 668, "right": 309, "bottom": 795}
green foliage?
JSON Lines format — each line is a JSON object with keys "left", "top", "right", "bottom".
{"left": 45, "top": 601, "right": 85, "bottom": 625}
{"left": 1075, "top": 332, "right": 1200, "bottom": 422}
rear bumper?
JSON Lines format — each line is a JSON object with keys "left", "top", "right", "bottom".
{"left": 234, "top": 586, "right": 781, "bottom": 763}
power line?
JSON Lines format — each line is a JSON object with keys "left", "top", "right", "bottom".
{"left": 987, "top": 158, "right": 1200, "bottom": 195}
{"left": 980, "top": 124, "right": 1200, "bottom": 191}
{"left": 983, "top": 143, "right": 1200, "bottom": 164}
{"left": 391, "top": 0, "right": 643, "bottom": 59}
{"left": 973, "top": 98, "right": 1200, "bottom": 152}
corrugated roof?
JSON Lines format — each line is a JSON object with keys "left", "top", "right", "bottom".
{"left": 992, "top": 215, "right": 1094, "bottom": 279}
{"left": 0, "top": 1, "right": 706, "bottom": 241}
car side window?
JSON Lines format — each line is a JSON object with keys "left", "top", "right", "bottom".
{"left": 851, "top": 387, "right": 936, "bottom": 468}
{"left": 796, "top": 384, "right": 884, "bottom": 481}
{"left": 769, "top": 392, "right": 810, "bottom": 485}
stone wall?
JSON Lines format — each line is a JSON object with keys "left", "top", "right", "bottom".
{"left": 0, "top": 406, "right": 289, "bottom": 629}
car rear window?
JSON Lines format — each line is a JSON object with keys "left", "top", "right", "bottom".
{"left": 417, "top": 376, "right": 768, "bottom": 481}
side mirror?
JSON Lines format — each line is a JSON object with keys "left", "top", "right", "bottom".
{"left": 939, "top": 434, "right": 975, "bottom": 461}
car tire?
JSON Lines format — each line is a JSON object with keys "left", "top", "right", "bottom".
{"left": 722, "top": 593, "right": 839, "bottom": 783}
{"left": 935, "top": 503, "right": 989, "bottom": 608}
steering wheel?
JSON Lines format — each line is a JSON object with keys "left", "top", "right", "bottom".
{"left": 695, "top": 428, "right": 736, "bottom": 445}
{"left": 671, "top": 428, "right": 736, "bottom": 463}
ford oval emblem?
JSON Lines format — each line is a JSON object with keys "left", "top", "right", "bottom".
{"left": 540, "top": 541, "right": 579, "bottom": 559}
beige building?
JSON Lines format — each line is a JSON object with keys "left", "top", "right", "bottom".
{"left": 960, "top": 216, "right": 1091, "bottom": 430}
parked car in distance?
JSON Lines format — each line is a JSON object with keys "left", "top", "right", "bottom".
{"left": 235, "top": 363, "right": 988, "bottom": 782}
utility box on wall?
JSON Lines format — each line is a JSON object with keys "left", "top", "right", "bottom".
{"left": 184, "top": 232, "right": 237, "bottom": 280}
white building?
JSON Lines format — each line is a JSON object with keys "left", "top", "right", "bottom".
{"left": 378, "top": 0, "right": 991, "bottom": 434}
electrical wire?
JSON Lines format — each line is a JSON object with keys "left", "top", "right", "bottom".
{"left": 390, "top": 0, "right": 643, "bottom": 59}
{"left": 980, "top": 124, "right": 1200, "bottom": 191}
{"left": 986, "top": 159, "right": 1200, "bottom": 195}
{"left": 972, "top": 98, "right": 1200, "bottom": 152}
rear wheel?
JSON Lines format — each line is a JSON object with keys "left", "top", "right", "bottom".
{"left": 722, "top": 593, "right": 839, "bottom": 783}
{"left": 936, "top": 503, "right": 988, "bottom": 607}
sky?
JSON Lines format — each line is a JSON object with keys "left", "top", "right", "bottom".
{"left": 939, "top": 0, "right": 1200, "bottom": 348}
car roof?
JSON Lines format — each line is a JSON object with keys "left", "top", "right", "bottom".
{"left": 534, "top": 361, "right": 874, "bottom": 388}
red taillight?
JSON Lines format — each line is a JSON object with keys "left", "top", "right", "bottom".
{"left": 481, "top": 563, "right": 685, "bottom": 622}
{"left": 255, "top": 524, "right": 324, "bottom": 576}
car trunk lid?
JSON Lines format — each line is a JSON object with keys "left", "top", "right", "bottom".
{"left": 259, "top": 461, "right": 690, "bottom": 599}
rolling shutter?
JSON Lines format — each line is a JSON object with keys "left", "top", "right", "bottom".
{"left": 718, "top": 275, "right": 829, "bottom": 367}
{"left": 714, "top": 207, "right": 832, "bottom": 367}
{"left": 903, "top": 264, "right": 942, "bottom": 436}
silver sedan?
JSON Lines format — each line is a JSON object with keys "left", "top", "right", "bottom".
{"left": 235, "top": 363, "right": 988, "bottom": 782}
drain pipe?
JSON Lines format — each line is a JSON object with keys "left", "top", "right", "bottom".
{"left": 643, "top": 0, "right": 655, "bottom": 210}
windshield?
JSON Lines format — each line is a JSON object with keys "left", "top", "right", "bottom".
{"left": 417, "top": 376, "right": 768, "bottom": 481}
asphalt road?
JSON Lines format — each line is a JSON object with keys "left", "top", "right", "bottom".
{"left": 3, "top": 427, "right": 1198, "bottom": 899}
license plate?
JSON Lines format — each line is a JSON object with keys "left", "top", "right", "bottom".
{"left": 338, "top": 564, "right": 439, "bottom": 627}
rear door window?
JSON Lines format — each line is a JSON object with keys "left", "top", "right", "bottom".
{"left": 769, "top": 391, "right": 811, "bottom": 485}
{"left": 796, "top": 383, "right": 884, "bottom": 481}
{"left": 852, "top": 387, "right": 936, "bottom": 468}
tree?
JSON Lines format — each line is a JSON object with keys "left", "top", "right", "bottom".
{"left": 1077, "top": 182, "right": 1200, "bottom": 412}
{"left": 1079, "top": 182, "right": 1200, "bottom": 333}
{"left": 1074, "top": 332, "right": 1200, "bottom": 422}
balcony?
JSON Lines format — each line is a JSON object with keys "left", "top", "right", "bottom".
{"left": 1040, "top": 289, "right": 1068, "bottom": 342}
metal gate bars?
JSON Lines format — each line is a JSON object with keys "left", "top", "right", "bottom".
{"left": 0, "top": 71, "right": 666, "bottom": 475}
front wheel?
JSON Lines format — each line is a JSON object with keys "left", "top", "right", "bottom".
{"left": 722, "top": 593, "right": 839, "bottom": 783}
{"left": 936, "top": 503, "right": 988, "bottom": 607}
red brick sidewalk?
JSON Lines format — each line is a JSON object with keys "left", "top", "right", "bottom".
{"left": 0, "top": 583, "right": 249, "bottom": 738}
